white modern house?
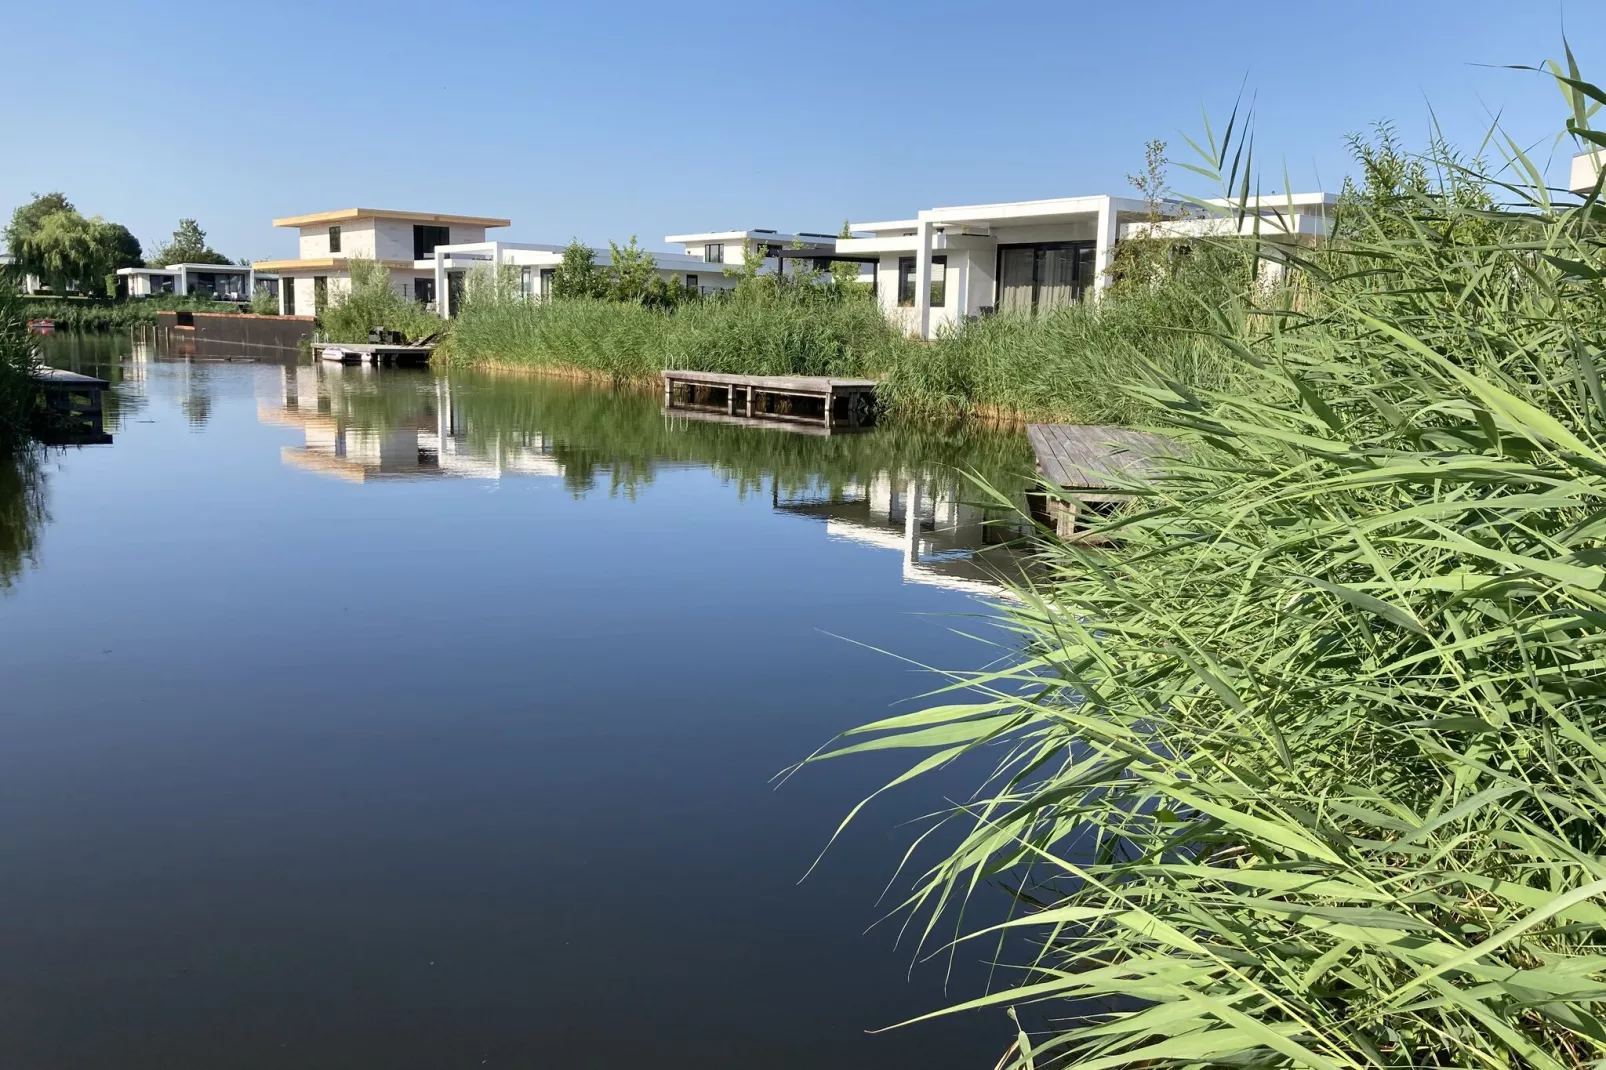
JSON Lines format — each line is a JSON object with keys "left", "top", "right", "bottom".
{"left": 663, "top": 229, "right": 838, "bottom": 275}
{"left": 831, "top": 191, "right": 1337, "bottom": 339}
{"left": 426, "top": 240, "right": 743, "bottom": 316}
{"left": 252, "top": 208, "right": 512, "bottom": 315}
{"left": 116, "top": 264, "right": 274, "bottom": 301}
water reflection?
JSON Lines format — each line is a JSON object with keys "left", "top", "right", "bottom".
{"left": 0, "top": 448, "right": 48, "bottom": 589}
{"left": 258, "top": 365, "right": 1037, "bottom": 595}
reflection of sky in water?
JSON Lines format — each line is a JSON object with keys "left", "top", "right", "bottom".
{"left": 0, "top": 334, "right": 1038, "bottom": 1070}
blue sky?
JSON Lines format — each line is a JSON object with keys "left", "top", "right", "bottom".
{"left": 2, "top": 0, "right": 1602, "bottom": 262}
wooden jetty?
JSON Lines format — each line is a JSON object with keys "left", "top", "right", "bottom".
{"left": 312, "top": 341, "right": 434, "bottom": 366}
{"left": 1026, "top": 423, "right": 1174, "bottom": 540}
{"left": 661, "top": 370, "right": 878, "bottom": 431}
{"left": 34, "top": 367, "right": 112, "bottom": 444}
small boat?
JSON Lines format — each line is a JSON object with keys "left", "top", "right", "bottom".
{"left": 26, "top": 319, "right": 55, "bottom": 334}
{"left": 318, "top": 345, "right": 362, "bottom": 364}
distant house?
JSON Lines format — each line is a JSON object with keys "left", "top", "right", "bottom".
{"left": 116, "top": 264, "right": 271, "bottom": 301}
{"left": 662, "top": 229, "right": 839, "bottom": 280}
{"left": 251, "top": 209, "right": 512, "bottom": 316}
{"left": 425, "top": 240, "right": 744, "bottom": 314}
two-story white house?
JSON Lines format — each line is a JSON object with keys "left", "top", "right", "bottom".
{"left": 252, "top": 209, "right": 511, "bottom": 316}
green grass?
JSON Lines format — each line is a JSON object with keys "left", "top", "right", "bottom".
{"left": 801, "top": 59, "right": 1606, "bottom": 1068}
{"left": 437, "top": 272, "right": 1244, "bottom": 425}
{"left": 18, "top": 293, "right": 241, "bottom": 331}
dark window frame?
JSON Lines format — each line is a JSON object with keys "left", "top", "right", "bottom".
{"left": 328, "top": 225, "right": 342, "bottom": 254}
{"left": 414, "top": 224, "right": 451, "bottom": 260}
{"left": 313, "top": 275, "right": 328, "bottom": 314}
{"left": 994, "top": 240, "right": 1098, "bottom": 312}
{"left": 897, "top": 254, "right": 947, "bottom": 308}
{"left": 704, "top": 243, "right": 724, "bottom": 264}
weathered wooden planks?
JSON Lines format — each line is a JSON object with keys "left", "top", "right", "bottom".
{"left": 661, "top": 370, "right": 878, "bottom": 432}
{"left": 1026, "top": 424, "right": 1172, "bottom": 491}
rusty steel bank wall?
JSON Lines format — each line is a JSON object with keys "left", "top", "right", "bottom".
{"left": 155, "top": 311, "right": 316, "bottom": 354}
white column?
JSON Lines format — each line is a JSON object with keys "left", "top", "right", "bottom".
{"left": 176, "top": 266, "right": 188, "bottom": 297}
{"left": 912, "top": 220, "right": 933, "bottom": 339}
{"left": 435, "top": 255, "right": 448, "bottom": 317}
{"left": 1093, "top": 198, "right": 1119, "bottom": 300}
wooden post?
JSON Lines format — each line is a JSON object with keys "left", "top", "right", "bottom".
{"left": 822, "top": 389, "right": 834, "bottom": 431}
{"left": 664, "top": 376, "right": 674, "bottom": 410}
{"left": 745, "top": 386, "right": 754, "bottom": 417}
{"left": 725, "top": 386, "right": 735, "bottom": 415}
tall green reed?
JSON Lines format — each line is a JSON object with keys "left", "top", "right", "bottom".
{"left": 805, "top": 59, "right": 1606, "bottom": 1068}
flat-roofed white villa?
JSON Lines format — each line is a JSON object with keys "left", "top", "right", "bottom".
{"left": 115, "top": 264, "right": 274, "bottom": 302}
{"left": 253, "top": 208, "right": 512, "bottom": 316}
{"left": 662, "top": 229, "right": 838, "bottom": 274}
{"left": 824, "top": 191, "right": 1337, "bottom": 339}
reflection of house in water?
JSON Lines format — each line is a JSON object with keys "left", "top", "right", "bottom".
{"left": 259, "top": 368, "right": 566, "bottom": 483}
{"left": 775, "top": 474, "right": 1030, "bottom": 598}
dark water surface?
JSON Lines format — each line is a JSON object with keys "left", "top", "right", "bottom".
{"left": 0, "top": 335, "right": 1038, "bottom": 1069}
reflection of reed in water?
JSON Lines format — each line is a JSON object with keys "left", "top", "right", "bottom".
{"left": 0, "top": 447, "right": 48, "bottom": 588}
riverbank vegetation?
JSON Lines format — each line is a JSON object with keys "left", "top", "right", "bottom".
{"left": 806, "top": 62, "right": 1606, "bottom": 1068}
{"left": 319, "top": 259, "right": 442, "bottom": 344}
{"left": 16, "top": 293, "right": 239, "bottom": 332}
{"left": 0, "top": 275, "right": 38, "bottom": 450}
{"left": 438, "top": 245, "right": 1242, "bottom": 425}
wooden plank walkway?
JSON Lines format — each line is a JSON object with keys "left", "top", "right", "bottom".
{"left": 312, "top": 341, "right": 434, "bottom": 366}
{"left": 1026, "top": 423, "right": 1174, "bottom": 540}
{"left": 661, "top": 370, "right": 878, "bottom": 431}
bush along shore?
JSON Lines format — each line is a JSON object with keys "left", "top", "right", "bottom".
{"left": 800, "top": 63, "right": 1606, "bottom": 1068}
{"left": 432, "top": 240, "right": 1246, "bottom": 427}
{"left": 18, "top": 293, "right": 246, "bottom": 332}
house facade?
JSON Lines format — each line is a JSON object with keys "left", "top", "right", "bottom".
{"left": 834, "top": 192, "right": 1335, "bottom": 339}
{"left": 663, "top": 229, "right": 837, "bottom": 277}
{"left": 426, "top": 241, "right": 743, "bottom": 316}
{"left": 252, "top": 209, "right": 511, "bottom": 315}
{"left": 116, "top": 264, "right": 273, "bottom": 302}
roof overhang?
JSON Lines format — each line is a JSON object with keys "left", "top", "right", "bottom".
{"left": 272, "top": 209, "right": 511, "bottom": 229}
{"left": 250, "top": 258, "right": 417, "bottom": 272}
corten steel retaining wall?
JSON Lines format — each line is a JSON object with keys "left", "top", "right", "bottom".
{"left": 155, "top": 311, "right": 316, "bottom": 352}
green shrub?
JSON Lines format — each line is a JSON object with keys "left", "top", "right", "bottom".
{"left": 807, "top": 62, "right": 1606, "bottom": 1068}
{"left": 319, "top": 258, "right": 442, "bottom": 343}
{"left": 249, "top": 288, "right": 279, "bottom": 316}
{"left": 17, "top": 293, "right": 234, "bottom": 332}
{"left": 0, "top": 275, "right": 37, "bottom": 449}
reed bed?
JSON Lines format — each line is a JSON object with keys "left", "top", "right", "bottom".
{"left": 803, "top": 64, "right": 1606, "bottom": 1068}
{"left": 438, "top": 274, "right": 1239, "bottom": 425}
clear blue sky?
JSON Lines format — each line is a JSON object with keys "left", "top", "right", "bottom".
{"left": 2, "top": 0, "right": 1602, "bottom": 262}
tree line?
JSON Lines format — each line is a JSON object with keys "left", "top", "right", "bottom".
{"left": 4, "top": 192, "right": 235, "bottom": 297}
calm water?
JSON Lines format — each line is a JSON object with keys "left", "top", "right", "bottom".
{"left": 0, "top": 334, "right": 1038, "bottom": 1069}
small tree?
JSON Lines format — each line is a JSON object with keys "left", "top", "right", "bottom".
{"left": 149, "top": 219, "right": 231, "bottom": 267}
{"left": 550, "top": 239, "right": 606, "bottom": 299}
{"left": 606, "top": 235, "right": 658, "bottom": 303}
{"left": 830, "top": 219, "right": 863, "bottom": 291}
{"left": 4, "top": 192, "right": 74, "bottom": 254}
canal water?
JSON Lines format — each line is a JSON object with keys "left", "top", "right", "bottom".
{"left": 0, "top": 334, "right": 1038, "bottom": 1069}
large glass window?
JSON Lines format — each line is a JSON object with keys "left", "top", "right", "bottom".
{"left": 414, "top": 225, "right": 451, "bottom": 260}
{"left": 328, "top": 225, "right": 342, "bottom": 254}
{"left": 996, "top": 242, "right": 1098, "bottom": 313}
{"left": 703, "top": 243, "right": 724, "bottom": 264}
{"left": 313, "top": 275, "right": 328, "bottom": 314}
{"left": 539, "top": 268, "right": 555, "bottom": 298}
{"left": 414, "top": 277, "right": 435, "bottom": 306}
{"left": 283, "top": 278, "right": 295, "bottom": 315}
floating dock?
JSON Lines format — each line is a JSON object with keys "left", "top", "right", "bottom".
{"left": 34, "top": 367, "right": 112, "bottom": 444}
{"left": 1026, "top": 423, "right": 1173, "bottom": 540}
{"left": 661, "top": 370, "right": 878, "bottom": 431}
{"left": 312, "top": 341, "right": 434, "bottom": 366}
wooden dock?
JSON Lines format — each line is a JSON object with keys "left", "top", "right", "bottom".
{"left": 661, "top": 370, "right": 878, "bottom": 431}
{"left": 1026, "top": 423, "right": 1174, "bottom": 539}
{"left": 34, "top": 367, "right": 112, "bottom": 444}
{"left": 312, "top": 341, "right": 434, "bottom": 366}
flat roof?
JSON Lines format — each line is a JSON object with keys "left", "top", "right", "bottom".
{"left": 250, "top": 257, "right": 417, "bottom": 272}
{"left": 117, "top": 263, "right": 252, "bottom": 273}
{"left": 272, "top": 208, "right": 512, "bottom": 229}
{"left": 664, "top": 230, "right": 834, "bottom": 245}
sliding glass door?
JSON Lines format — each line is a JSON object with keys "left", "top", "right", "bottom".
{"left": 995, "top": 242, "right": 1098, "bottom": 313}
